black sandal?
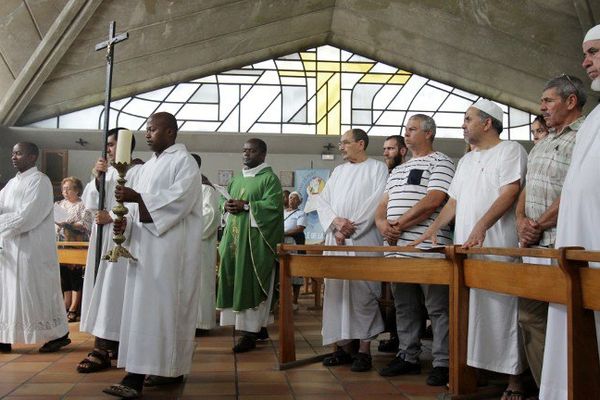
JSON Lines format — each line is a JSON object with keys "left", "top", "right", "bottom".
{"left": 322, "top": 349, "right": 353, "bottom": 366}
{"left": 350, "top": 352, "right": 372, "bottom": 372}
{"left": 67, "top": 310, "right": 78, "bottom": 322}
{"left": 76, "top": 349, "right": 111, "bottom": 373}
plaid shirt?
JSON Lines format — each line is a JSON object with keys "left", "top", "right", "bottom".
{"left": 524, "top": 116, "right": 584, "bottom": 246}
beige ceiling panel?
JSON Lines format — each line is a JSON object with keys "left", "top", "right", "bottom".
{"left": 48, "top": 0, "right": 334, "bottom": 79}
{"left": 0, "top": 0, "right": 42, "bottom": 75}
{"left": 335, "top": 0, "right": 581, "bottom": 67}
{"left": 330, "top": 4, "right": 588, "bottom": 113}
{"left": 74, "top": 0, "right": 243, "bottom": 41}
{"left": 20, "top": 7, "right": 332, "bottom": 123}
{"left": 532, "top": 0, "right": 577, "bottom": 16}
{"left": 0, "top": 59, "right": 15, "bottom": 95}
{"left": 25, "top": 0, "right": 70, "bottom": 36}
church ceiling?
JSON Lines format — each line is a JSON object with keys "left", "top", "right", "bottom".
{"left": 0, "top": 0, "right": 597, "bottom": 127}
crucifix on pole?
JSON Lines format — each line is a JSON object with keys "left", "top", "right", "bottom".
{"left": 93, "top": 21, "right": 128, "bottom": 282}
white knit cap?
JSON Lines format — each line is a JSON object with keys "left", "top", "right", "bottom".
{"left": 471, "top": 98, "right": 503, "bottom": 123}
{"left": 290, "top": 191, "right": 303, "bottom": 202}
{"left": 584, "top": 24, "right": 600, "bottom": 43}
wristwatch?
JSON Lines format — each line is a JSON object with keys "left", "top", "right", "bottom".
{"left": 243, "top": 203, "right": 250, "bottom": 211}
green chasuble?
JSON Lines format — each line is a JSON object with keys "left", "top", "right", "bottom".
{"left": 217, "top": 165, "right": 284, "bottom": 311}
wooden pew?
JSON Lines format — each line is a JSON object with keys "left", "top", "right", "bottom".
{"left": 278, "top": 244, "right": 600, "bottom": 400}
{"left": 277, "top": 244, "right": 457, "bottom": 377}
{"left": 57, "top": 241, "right": 88, "bottom": 266}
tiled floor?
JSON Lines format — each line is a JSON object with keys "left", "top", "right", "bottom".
{"left": 0, "top": 294, "right": 449, "bottom": 399}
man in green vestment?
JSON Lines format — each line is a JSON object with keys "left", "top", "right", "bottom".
{"left": 217, "top": 138, "right": 284, "bottom": 353}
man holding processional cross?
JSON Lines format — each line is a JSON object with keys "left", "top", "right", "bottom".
{"left": 103, "top": 112, "right": 204, "bottom": 398}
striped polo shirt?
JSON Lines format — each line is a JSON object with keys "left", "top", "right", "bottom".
{"left": 385, "top": 151, "right": 455, "bottom": 257}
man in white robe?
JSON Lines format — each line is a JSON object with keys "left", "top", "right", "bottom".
{"left": 191, "top": 154, "right": 220, "bottom": 334}
{"left": 414, "top": 100, "right": 528, "bottom": 397}
{"left": 539, "top": 24, "right": 600, "bottom": 400}
{"left": 103, "top": 112, "right": 203, "bottom": 398}
{"left": 0, "top": 142, "right": 70, "bottom": 353}
{"left": 78, "top": 128, "right": 141, "bottom": 373}
{"left": 317, "top": 128, "right": 388, "bottom": 372}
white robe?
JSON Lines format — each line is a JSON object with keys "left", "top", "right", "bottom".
{"left": 0, "top": 167, "right": 69, "bottom": 343}
{"left": 449, "top": 141, "right": 528, "bottom": 374}
{"left": 117, "top": 143, "right": 203, "bottom": 377}
{"left": 196, "top": 184, "right": 219, "bottom": 330}
{"left": 79, "top": 165, "right": 141, "bottom": 341}
{"left": 540, "top": 106, "right": 600, "bottom": 400}
{"left": 317, "top": 157, "right": 388, "bottom": 345}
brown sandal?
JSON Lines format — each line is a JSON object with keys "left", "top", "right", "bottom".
{"left": 67, "top": 310, "right": 78, "bottom": 322}
{"left": 77, "top": 349, "right": 111, "bottom": 373}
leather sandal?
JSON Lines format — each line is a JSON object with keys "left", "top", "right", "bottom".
{"left": 350, "top": 352, "right": 372, "bottom": 372}
{"left": 322, "top": 349, "right": 353, "bottom": 366}
{"left": 76, "top": 349, "right": 111, "bottom": 373}
{"left": 102, "top": 383, "right": 140, "bottom": 399}
{"left": 502, "top": 390, "right": 526, "bottom": 400}
{"left": 67, "top": 310, "right": 78, "bottom": 323}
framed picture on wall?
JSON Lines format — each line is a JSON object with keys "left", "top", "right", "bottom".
{"left": 279, "top": 170, "right": 294, "bottom": 187}
{"left": 218, "top": 169, "right": 233, "bottom": 186}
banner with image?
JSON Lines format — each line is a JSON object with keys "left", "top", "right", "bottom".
{"left": 294, "top": 168, "right": 330, "bottom": 243}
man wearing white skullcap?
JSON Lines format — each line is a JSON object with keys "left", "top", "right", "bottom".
{"left": 539, "top": 24, "right": 600, "bottom": 400}
{"left": 414, "top": 99, "right": 528, "bottom": 398}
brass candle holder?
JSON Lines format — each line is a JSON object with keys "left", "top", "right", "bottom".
{"left": 103, "top": 161, "right": 137, "bottom": 262}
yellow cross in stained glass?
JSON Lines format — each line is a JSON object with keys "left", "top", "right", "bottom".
{"left": 278, "top": 51, "right": 412, "bottom": 135}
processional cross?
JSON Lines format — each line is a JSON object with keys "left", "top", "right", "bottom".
{"left": 93, "top": 21, "right": 128, "bottom": 282}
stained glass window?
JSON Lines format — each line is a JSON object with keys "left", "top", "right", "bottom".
{"left": 26, "top": 45, "right": 535, "bottom": 140}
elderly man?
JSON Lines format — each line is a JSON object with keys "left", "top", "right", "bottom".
{"left": 317, "top": 128, "right": 388, "bottom": 372}
{"left": 414, "top": 99, "right": 528, "bottom": 398}
{"left": 103, "top": 112, "right": 204, "bottom": 398}
{"left": 0, "top": 142, "right": 70, "bottom": 353}
{"left": 376, "top": 115, "right": 455, "bottom": 386}
{"left": 540, "top": 24, "right": 600, "bottom": 400}
{"left": 515, "top": 75, "right": 586, "bottom": 389}
{"left": 217, "top": 138, "right": 284, "bottom": 353}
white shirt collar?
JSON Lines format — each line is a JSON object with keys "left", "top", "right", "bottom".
{"left": 16, "top": 166, "right": 38, "bottom": 179}
{"left": 242, "top": 163, "right": 270, "bottom": 177}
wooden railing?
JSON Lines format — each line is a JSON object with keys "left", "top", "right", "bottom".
{"left": 57, "top": 241, "right": 88, "bottom": 266}
{"left": 277, "top": 244, "right": 600, "bottom": 400}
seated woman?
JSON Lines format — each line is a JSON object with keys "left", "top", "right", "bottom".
{"left": 283, "top": 191, "right": 307, "bottom": 310}
{"left": 55, "top": 176, "right": 90, "bottom": 322}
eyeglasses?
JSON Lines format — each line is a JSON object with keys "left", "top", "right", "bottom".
{"left": 560, "top": 73, "right": 577, "bottom": 90}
